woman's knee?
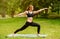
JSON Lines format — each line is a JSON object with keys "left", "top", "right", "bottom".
{"left": 37, "top": 24, "right": 40, "bottom": 27}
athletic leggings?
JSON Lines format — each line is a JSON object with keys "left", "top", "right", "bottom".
{"left": 14, "top": 22, "right": 40, "bottom": 34}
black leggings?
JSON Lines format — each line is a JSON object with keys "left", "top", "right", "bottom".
{"left": 14, "top": 22, "right": 40, "bottom": 34}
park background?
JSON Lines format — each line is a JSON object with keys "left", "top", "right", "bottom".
{"left": 0, "top": 0, "right": 60, "bottom": 39}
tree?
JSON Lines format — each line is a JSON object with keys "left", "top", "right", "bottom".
{"left": 0, "top": 0, "right": 7, "bottom": 18}
{"left": 6, "top": 0, "right": 21, "bottom": 18}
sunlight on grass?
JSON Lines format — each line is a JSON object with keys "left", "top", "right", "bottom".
{"left": 0, "top": 17, "right": 60, "bottom": 39}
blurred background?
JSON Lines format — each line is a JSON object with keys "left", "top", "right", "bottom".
{"left": 0, "top": 0, "right": 60, "bottom": 39}
{"left": 0, "top": 0, "right": 60, "bottom": 18}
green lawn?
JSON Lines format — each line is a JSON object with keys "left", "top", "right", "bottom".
{"left": 0, "top": 17, "right": 60, "bottom": 39}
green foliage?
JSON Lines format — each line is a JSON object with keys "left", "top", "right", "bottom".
{"left": 0, "top": 0, "right": 60, "bottom": 18}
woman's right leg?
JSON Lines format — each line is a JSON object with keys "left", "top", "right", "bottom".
{"left": 14, "top": 22, "right": 29, "bottom": 34}
{"left": 30, "top": 22, "right": 40, "bottom": 34}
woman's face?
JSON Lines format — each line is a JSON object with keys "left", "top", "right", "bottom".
{"left": 29, "top": 5, "right": 34, "bottom": 11}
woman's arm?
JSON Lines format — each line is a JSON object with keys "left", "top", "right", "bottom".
{"left": 17, "top": 11, "right": 27, "bottom": 16}
{"left": 33, "top": 8, "right": 48, "bottom": 14}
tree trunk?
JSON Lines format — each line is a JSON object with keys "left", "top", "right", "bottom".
{"left": 1, "top": 12, "right": 6, "bottom": 18}
{"left": 11, "top": 8, "right": 15, "bottom": 18}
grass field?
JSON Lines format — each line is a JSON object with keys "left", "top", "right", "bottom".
{"left": 0, "top": 17, "right": 60, "bottom": 39}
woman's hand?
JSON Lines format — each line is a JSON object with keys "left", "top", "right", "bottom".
{"left": 40, "top": 8, "right": 48, "bottom": 11}
{"left": 43, "top": 8, "right": 48, "bottom": 10}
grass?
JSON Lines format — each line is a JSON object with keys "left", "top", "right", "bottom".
{"left": 0, "top": 17, "right": 60, "bottom": 39}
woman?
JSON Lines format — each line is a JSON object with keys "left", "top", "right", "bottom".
{"left": 14, "top": 5, "right": 48, "bottom": 35}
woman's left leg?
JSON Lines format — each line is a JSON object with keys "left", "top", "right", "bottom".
{"left": 30, "top": 22, "right": 40, "bottom": 34}
{"left": 14, "top": 22, "right": 30, "bottom": 34}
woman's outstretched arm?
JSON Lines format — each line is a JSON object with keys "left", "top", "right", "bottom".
{"left": 33, "top": 8, "right": 48, "bottom": 14}
{"left": 17, "top": 11, "right": 27, "bottom": 16}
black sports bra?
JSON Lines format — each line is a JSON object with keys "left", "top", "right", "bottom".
{"left": 27, "top": 11, "right": 34, "bottom": 17}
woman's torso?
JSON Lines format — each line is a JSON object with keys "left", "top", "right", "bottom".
{"left": 26, "top": 11, "right": 34, "bottom": 22}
